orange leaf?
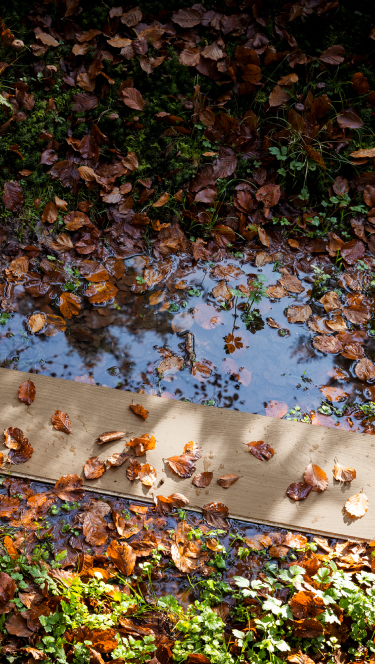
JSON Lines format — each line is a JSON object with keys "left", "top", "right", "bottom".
{"left": 18, "top": 380, "right": 36, "bottom": 406}
{"left": 304, "top": 463, "right": 328, "bottom": 492}
{"left": 51, "top": 410, "right": 72, "bottom": 434}
{"left": 344, "top": 492, "right": 368, "bottom": 518}
{"left": 129, "top": 403, "right": 149, "bottom": 420}
{"left": 59, "top": 292, "right": 81, "bottom": 318}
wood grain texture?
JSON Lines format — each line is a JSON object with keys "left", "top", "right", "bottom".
{"left": 0, "top": 367, "right": 374, "bottom": 539}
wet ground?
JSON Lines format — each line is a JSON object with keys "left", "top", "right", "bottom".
{"left": 1, "top": 242, "right": 374, "bottom": 432}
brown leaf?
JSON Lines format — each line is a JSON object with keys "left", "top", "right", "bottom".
{"left": 179, "top": 46, "right": 200, "bottom": 66}
{"left": 28, "top": 312, "right": 46, "bottom": 334}
{"left": 72, "top": 93, "right": 98, "bottom": 112}
{"left": 107, "top": 452, "right": 129, "bottom": 467}
{"left": 59, "top": 292, "right": 81, "bottom": 318}
{"left": 166, "top": 454, "right": 196, "bottom": 478}
{"left": 3, "top": 181, "right": 23, "bottom": 211}
{"left": 319, "top": 291, "right": 342, "bottom": 312}
{"left": 126, "top": 458, "right": 142, "bottom": 481}
{"left": 290, "top": 591, "right": 325, "bottom": 619}
{"left": 155, "top": 493, "right": 189, "bottom": 515}
{"left": 212, "top": 280, "right": 232, "bottom": 302}
{"left": 334, "top": 464, "right": 356, "bottom": 483}
{"left": 269, "top": 545, "right": 289, "bottom": 558}
{"left": 138, "top": 463, "right": 157, "bottom": 486}
{"left": 153, "top": 192, "right": 169, "bottom": 207}
{"left": 5, "top": 613, "right": 32, "bottom": 638}
{"left": 345, "top": 492, "right": 368, "bottom": 518}
{"left": 8, "top": 438, "right": 33, "bottom": 465}
{"left": 326, "top": 314, "right": 347, "bottom": 332}
{"left": 304, "top": 463, "right": 328, "bottom": 492}
{"left": 269, "top": 85, "right": 289, "bottom": 107}
{"left": 320, "top": 45, "right": 345, "bottom": 65}
{"left": 332, "top": 176, "right": 349, "bottom": 197}
{"left": 42, "top": 200, "right": 58, "bottom": 224}
{"left": 3, "top": 536, "right": 18, "bottom": 560}
{"left": 122, "top": 88, "right": 144, "bottom": 111}
{"left": 256, "top": 184, "right": 281, "bottom": 207}
{"left": 98, "top": 431, "right": 125, "bottom": 444}
{"left": 286, "top": 482, "right": 312, "bottom": 501}
{"left": 51, "top": 410, "right": 72, "bottom": 434}
{"left": 8, "top": 256, "right": 29, "bottom": 277}
{"left": 286, "top": 305, "right": 312, "bottom": 323}
{"left": 278, "top": 274, "right": 304, "bottom": 293}
{"left": 54, "top": 474, "right": 85, "bottom": 501}
{"left": 158, "top": 355, "right": 184, "bottom": 376}
{"left": 202, "top": 502, "right": 228, "bottom": 529}
{"left": 129, "top": 403, "right": 149, "bottom": 420}
{"left": 337, "top": 109, "right": 363, "bottom": 129}
{"left": 292, "top": 618, "right": 324, "bottom": 639}
{"left": 192, "top": 472, "right": 213, "bottom": 488}
{"left": 18, "top": 380, "right": 36, "bottom": 405}
{"left": 121, "top": 6, "right": 142, "bottom": 26}
{"left": 340, "top": 341, "right": 364, "bottom": 360}
{"left": 340, "top": 239, "right": 365, "bottom": 265}
{"left": 320, "top": 386, "right": 348, "bottom": 402}
{"left": 0, "top": 496, "right": 20, "bottom": 517}
{"left": 352, "top": 72, "right": 370, "bottom": 95}
{"left": 83, "top": 512, "right": 108, "bottom": 546}
{"left": 84, "top": 457, "right": 106, "bottom": 480}
{"left": 266, "top": 284, "right": 288, "bottom": 299}
{"left": 106, "top": 539, "right": 136, "bottom": 575}
{"left": 127, "top": 434, "right": 156, "bottom": 456}
{"left": 217, "top": 474, "right": 241, "bottom": 488}
{"left": 265, "top": 400, "right": 288, "bottom": 418}
{"left": 172, "top": 7, "right": 204, "bottom": 27}
{"left": 247, "top": 440, "right": 275, "bottom": 461}
{"left": 85, "top": 281, "right": 118, "bottom": 304}
{"left": 4, "top": 427, "right": 25, "bottom": 450}
{"left": 242, "top": 64, "right": 262, "bottom": 83}
{"left": 351, "top": 147, "right": 375, "bottom": 158}
{"left": 313, "top": 335, "right": 343, "bottom": 354}
{"left": 355, "top": 357, "right": 375, "bottom": 381}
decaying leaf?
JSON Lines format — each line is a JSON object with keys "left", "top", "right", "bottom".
{"left": 129, "top": 403, "right": 149, "bottom": 420}
{"left": 106, "top": 539, "right": 136, "bottom": 575}
{"left": 98, "top": 431, "right": 125, "bottom": 444}
{"left": 155, "top": 493, "right": 189, "bottom": 515}
{"left": 313, "top": 335, "right": 343, "bottom": 354}
{"left": 286, "top": 305, "right": 312, "bottom": 323}
{"left": 8, "top": 438, "right": 33, "bottom": 465}
{"left": 52, "top": 410, "right": 72, "bottom": 433}
{"left": 286, "top": 482, "right": 312, "bottom": 501}
{"left": 304, "top": 463, "right": 328, "bottom": 492}
{"left": 355, "top": 358, "right": 375, "bottom": 381}
{"left": 334, "top": 463, "right": 356, "bottom": 483}
{"left": 126, "top": 458, "right": 142, "bottom": 481}
{"left": 192, "top": 472, "right": 213, "bottom": 488}
{"left": 82, "top": 512, "right": 108, "bottom": 546}
{"left": 18, "top": 380, "right": 36, "bottom": 405}
{"left": 344, "top": 492, "right": 368, "bottom": 518}
{"left": 217, "top": 474, "right": 241, "bottom": 488}
{"left": 54, "top": 474, "right": 85, "bottom": 501}
{"left": 247, "top": 440, "right": 275, "bottom": 461}
{"left": 84, "top": 456, "right": 106, "bottom": 479}
{"left": 202, "top": 502, "right": 228, "bottom": 529}
{"left": 4, "top": 427, "right": 25, "bottom": 450}
{"left": 166, "top": 453, "right": 197, "bottom": 478}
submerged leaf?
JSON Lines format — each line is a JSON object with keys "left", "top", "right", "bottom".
{"left": 54, "top": 474, "right": 84, "bottom": 501}
{"left": 202, "top": 502, "right": 228, "bottom": 529}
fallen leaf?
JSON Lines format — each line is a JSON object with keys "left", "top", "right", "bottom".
{"left": 8, "top": 438, "right": 33, "bottom": 464}
{"left": 106, "top": 539, "right": 136, "bottom": 575}
{"left": 18, "top": 380, "right": 36, "bottom": 405}
{"left": 320, "top": 44, "right": 345, "bottom": 65}
{"left": 0, "top": 497, "right": 20, "bottom": 517}
{"left": 202, "top": 502, "right": 228, "bottom": 529}
{"left": 153, "top": 192, "right": 169, "bottom": 207}
{"left": 247, "top": 440, "right": 275, "bottom": 461}
{"left": 83, "top": 512, "right": 108, "bottom": 546}
{"left": 290, "top": 590, "right": 325, "bottom": 619}
{"left": 192, "top": 472, "right": 213, "bottom": 488}
{"left": 269, "top": 545, "right": 290, "bottom": 558}
{"left": 127, "top": 434, "right": 156, "bottom": 456}
{"left": 166, "top": 453, "right": 196, "bottom": 478}
{"left": 304, "top": 463, "right": 328, "bottom": 492}
{"left": 320, "top": 386, "right": 348, "bottom": 402}
{"left": 98, "top": 431, "right": 125, "bottom": 444}
{"left": 319, "top": 291, "right": 342, "bottom": 312}
{"left": 278, "top": 274, "right": 304, "bottom": 293}
{"left": 286, "top": 305, "right": 312, "bottom": 323}
{"left": 129, "top": 403, "right": 149, "bottom": 420}
{"left": 126, "top": 458, "right": 142, "bottom": 480}
{"left": 122, "top": 88, "right": 144, "bottom": 111}
{"left": 269, "top": 85, "right": 289, "bottom": 107}
{"left": 266, "top": 285, "right": 288, "bottom": 299}
{"left": 286, "top": 482, "right": 312, "bottom": 501}
{"left": 355, "top": 357, "right": 375, "bottom": 381}
{"left": 155, "top": 493, "right": 189, "bottom": 515}
{"left": 212, "top": 280, "right": 232, "bottom": 301}
{"left": 217, "top": 474, "right": 240, "bottom": 488}
{"left": 337, "top": 109, "right": 363, "bottom": 129}
{"left": 84, "top": 457, "right": 106, "bottom": 479}
{"left": 59, "top": 292, "right": 81, "bottom": 318}
{"left": 107, "top": 452, "right": 129, "bottom": 467}
{"left": 54, "top": 474, "right": 85, "bottom": 501}
{"left": 158, "top": 355, "right": 184, "bottom": 376}
{"left": 345, "top": 492, "right": 368, "bottom": 518}
{"left": 313, "top": 335, "right": 343, "bottom": 354}
{"left": 334, "top": 464, "right": 356, "bottom": 483}
{"left": 351, "top": 147, "right": 375, "bottom": 158}
{"left": 138, "top": 463, "right": 157, "bottom": 486}
{"left": 28, "top": 312, "right": 46, "bottom": 333}
{"left": 5, "top": 613, "right": 32, "bottom": 638}
{"left": 52, "top": 410, "right": 72, "bottom": 433}
{"left": 265, "top": 401, "right": 288, "bottom": 418}
{"left": 3, "top": 181, "right": 23, "bottom": 212}
{"left": 4, "top": 427, "right": 25, "bottom": 450}
{"left": 256, "top": 184, "right": 281, "bottom": 207}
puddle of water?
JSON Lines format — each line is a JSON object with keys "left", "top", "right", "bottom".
{"left": 0, "top": 250, "right": 373, "bottom": 431}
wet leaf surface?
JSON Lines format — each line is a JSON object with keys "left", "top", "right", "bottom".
{"left": 247, "top": 440, "right": 275, "bottom": 461}
{"left": 18, "top": 380, "right": 36, "bottom": 405}
{"left": 192, "top": 472, "right": 213, "bottom": 488}
{"left": 83, "top": 457, "right": 106, "bottom": 480}
{"left": 51, "top": 410, "right": 72, "bottom": 434}
{"left": 217, "top": 474, "right": 241, "bottom": 488}
{"left": 286, "top": 482, "right": 312, "bottom": 501}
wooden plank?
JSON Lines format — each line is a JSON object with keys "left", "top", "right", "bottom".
{"left": 0, "top": 368, "right": 373, "bottom": 539}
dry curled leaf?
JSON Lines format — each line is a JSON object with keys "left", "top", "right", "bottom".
{"left": 126, "top": 458, "right": 142, "bottom": 481}
{"left": 51, "top": 410, "right": 71, "bottom": 433}
{"left": 334, "top": 463, "right": 356, "bottom": 483}
{"left": 18, "top": 380, "right": 36, "bottom": 405}
{"left": 192, "top": 472, "right": 213, "bottom": 488}
{"left": 138, "top": 463, "right": 157, "bottom": 486}
{"left": 107, "top": 452, "right": 129, "bottom": 467}
{"left": 345, "top": 492, "right": 368, "bottom": 518}
{"left": 217, "top": 474, "right": 241, "bottom": 488}
{"left": 304, "top": 463, "right": 328, "bottom": 492}
{"left": 84, "top": 457, "right": 106, "bottom": 480}
{"left": 127, "top": 434, "right": 156, "bottom": 456}
{"left": 129, "top": 403, "right": 149, "bottom": 420}
{"left": 286, "top": 482, "right": 312, "bottom": 501}
{"left": 247, "top": 440, "right": 275, "bottom": 461}
{"left": 98, "top": 431, "right": 125, "bottom": 444}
